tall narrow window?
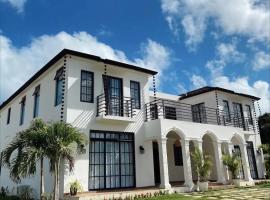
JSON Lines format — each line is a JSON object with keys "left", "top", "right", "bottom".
{"left": 33, "top": 85, "right": 40, "bottom": 118}
{"left": 130, "top": 81, "right": 140, "bottom": 109}
{"left": 54, "top": 68, "right": 64, "bottom": 106}
{"left": 80, "top": 70, "right": 94, "bottom": 103}
{"left": 223, "top": 100, "right": 231, "bottom": 122}
{"left": 191, "top": 103, "right": 207, "bottom": 123}
{"left": 19, "top": 96, "right": 26, "bottom": 125}
{"left": 246, "top": 105, "right": 253, "bottom": 125}
{"left": 6, "top": 107, "right": 11, "bottom": 124}
{"left": 174, "top": 140, "right": 183, "bottom": 166}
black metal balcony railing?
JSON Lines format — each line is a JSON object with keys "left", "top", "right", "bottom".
{"left": 97, "top": 94, "right": 136, "bottom": 118}
{"left": 145, "top": 99, "right": 255, "bottom": 132}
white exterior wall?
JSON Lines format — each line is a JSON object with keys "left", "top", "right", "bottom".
{"left": 63, "top": 55, "right": 155, "bottom": 193}
{"left": 0, "top": 59, "right": 65, "bottom": 197}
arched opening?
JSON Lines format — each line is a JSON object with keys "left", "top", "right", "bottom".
{"left": 230, "top": 134, "right": 245, "bottom": 179}
{"left": 166, "top": 131, "right": 185, "bottom": 186}
{"left": 202, "top": 134, "right": 218, "bottom": 181}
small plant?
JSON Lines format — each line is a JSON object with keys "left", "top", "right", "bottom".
{"left": 222, "top": 153, "right": 241, "bottom": 179}
{"left": 17, "top": 185, "right": 34, "bottom": 200}
{"left": 0, "top": 187, "right": 8, "bottom": 197}
{"left": 69, "top": 180, "right": 83, "bottom": 196}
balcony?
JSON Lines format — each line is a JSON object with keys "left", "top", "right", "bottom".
{"left": 145, "top": 99, "right": 255, "bottom": 132}
{"left": 96, "top": 94, "right": 136, "bottom": 123}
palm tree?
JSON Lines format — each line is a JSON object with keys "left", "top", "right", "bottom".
{"left": 191, "top": 146, "right": 212, "bottom": 183}
{"left": 46, "top": 121, "right": 87, "bottom": 200}
{"left": 222, "top": 153, "right": 241, "bottom": 179}
{"left": 1, "top": 119, "right": 48, "bottom": 200}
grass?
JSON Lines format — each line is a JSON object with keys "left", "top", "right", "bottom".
{"left": 140, "top": 183, "right": 270, "bottom": 200}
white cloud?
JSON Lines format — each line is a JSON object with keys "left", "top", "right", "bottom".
{"left": 161, "top": 0, "right": 270, "bottom": 49}
{"left": 190, "top": 74, "right": 207, "bottom": 89}
{"left": 0, "top": 0, "right": 27, "bottom": 13}
{"left": 216, "top": 42, "right": 245, "bottom": 63}
{"left": 252, "top": 51, "right": 270, "bottom": 71}
{"left": 0, "top": 32, "right": 171, "bottom": 103}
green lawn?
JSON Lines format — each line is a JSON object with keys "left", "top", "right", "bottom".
{"left": 141, "top": 183, "right": 270, "bottom": 200}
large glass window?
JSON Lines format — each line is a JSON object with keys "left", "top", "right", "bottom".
{"left": 81, "top": 70, "right": 94, "bottom": 103}
{"left": 191, "top": 103, "right": 207, "bottom": 123}
{"left": 33, "top": 85, "right": 40, "bottom": 118}
{"left": 54, "top": 68, "right": 64, "bottom": 106}
{"left": 19, "top": 96, "right": 26, "bottom": 125}
{"left": 89, "top": 131, "right": 135, "bottom": 190}
{"left": 223, "top": 100, "right": 231, "bottom": 122}
{"left": 246, "top": 105, "right": 253, "bottom": 125}
{"left": 130, "top": 81, "right": 140, "bottom": 109}
{"left": 6, "top": 107, "right": 11, "bottom": 124}
{"left": 164, "top": 106, "right": 177, "bottom": 120}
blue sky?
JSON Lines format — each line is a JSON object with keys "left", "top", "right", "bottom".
{"left": 0, "top": 0, "right": 269, "bottom": 112}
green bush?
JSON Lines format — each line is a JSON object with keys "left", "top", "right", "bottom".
{"left": 0, "top": 196, "right": 20, "bottom": 200}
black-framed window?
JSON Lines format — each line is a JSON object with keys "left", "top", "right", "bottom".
{"left": 174, "top": 141, "right": 183, "bottom": 166}
{"left": 89, "top": 130, "right": 135, "bottom": 190}
{"left": 81, "top": 70, "right": 94, "bottom": 103}
{"left": 191, "top": 103, "right": 207, "bottom": 123}
{"left": 19, "top": 96, "right": 26, "bottom": 125}
{"left": 33, "top": 85, "right": 40, "bottom": 118}
{"left": 246, "top": 105, "right": 253, "bottom": 125}
{"left": 150, "top": 103, "right": 158, "bottom": 120}
{"left": 164, "top": 106, "right": 177, "bottom": 120}
{"left": 223, "top": 100, "right": 231, "bottom": 122}
{"left": 130, "top": 81, "right": 140, "bottom": 109}
{"left": 6, "top": 107, "right": 11, "bottom": 124}
{"left": 54, "top": 68, "right": 64, "bottom": 106}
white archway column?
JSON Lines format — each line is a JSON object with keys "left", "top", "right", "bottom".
{"left": 240, "top": 143, "right": 253, "bottom": 182}
{"left": 214, "top": 141, "right": 226, "bottom": 184}
{"left": 158, "top": 138, "right": 171, "bottom": 189}
{"left": 182, "top": 139, "right": 194, "bottom": 189}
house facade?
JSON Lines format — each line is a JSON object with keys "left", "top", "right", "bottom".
{"left": 0, "top": 49, "right": 265, "bottom": 198}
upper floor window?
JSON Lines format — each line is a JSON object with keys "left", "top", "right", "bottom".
{"left": 19, "top": 96, "right": 26, "bottom": 125}
{"left": 174, "top": 140, "right": 183, "bottom": 166}
{"left": 130, "top": 81, "right": 140, "bottom": 109}
{"left": 246, "top": 105, "right": 253, "bottom": 125}
{"left": 191, "top": 103, "right": 207, "bottom": 123}
{"left": 33, "top": 85, "right": 40, "bottom": 118}
{"left": 54, "top": 68, "right": 64, "bottom": 106}
{"left": 7, "top": 107, "right": 11, "bottom": 124}
{"left": 223, "top": 100, "right": 231, "bottom": 122}
{"left": 81, "top": 70, "right": 94, "bottom": 103}
{"left": 164, "top": 106, "right": 177, "bottom": 120}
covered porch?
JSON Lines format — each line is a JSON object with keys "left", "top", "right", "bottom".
{"left": 145, "top": 118, "right": 256, "bottom": 190}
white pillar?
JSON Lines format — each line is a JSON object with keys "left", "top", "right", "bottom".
{"left": 158, "top": 138, "right": 171, "bottom": 189}
{"left": 182, "top": 139, "right": 194, "bottom": 189}
{"left": 214, "top": 141, "right": 226, "bottom": 184}
{"left": 240, "top": 143, "right": 253, "bottom": 182}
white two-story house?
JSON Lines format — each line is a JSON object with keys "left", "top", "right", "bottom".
{"left": 0, "top": 49, "right": 265, "bottom": 198}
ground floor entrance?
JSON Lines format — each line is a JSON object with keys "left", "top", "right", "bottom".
{"left": 89, "top": 130, "right": 135, "bottom": 190}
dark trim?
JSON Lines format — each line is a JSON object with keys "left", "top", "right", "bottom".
{"left": 179, "top": 86, "right": 260, "bottom": 101}
{"left": 130, "top": 80, "right": 141, "bottom": 109}
{"left": 6, "top": 107, "right": 11, "bottom": 124}
{"left": 80, "top": 70, "right": 94, "bottom": 103}
{"left": 0, "top": 49, "right": 157, "bottom": 110}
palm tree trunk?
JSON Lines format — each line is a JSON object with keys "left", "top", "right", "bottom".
{"left": 40, "top": 157, "right": 45, "bottom": 200}
{"left": 53, "top": 158, "right": 61, "bottom": 200}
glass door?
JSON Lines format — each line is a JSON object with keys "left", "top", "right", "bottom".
{"left": 246, "top": 141, "right": 258, "bottom": 179}
{"left": 89, "top": 131, "right": 135, "bottom": 190}
{"left": 233, "top": 103, "right": 245, "bottom": 129}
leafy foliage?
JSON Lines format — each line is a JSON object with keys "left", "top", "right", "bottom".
{"left": 191, "top": 146, "right": 212, "bottom": 182}
{"left": 222, "top": 154, "right": 241, "bottom": 179}
{"left": 260, "top": 144, "right": 270, "bottom": 178}
{"left": 258, "top": 113, "right": 270, "bottom": 145}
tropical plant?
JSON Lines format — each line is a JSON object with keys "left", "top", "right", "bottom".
{"left": 191, "top": 146, "right": 212, "bottom": 182}
{"left": 1, "top": 119, "right": 48, "bottom": 200}
{"left": 69, "top": 180, "right": 83, "bottom": 196}
{"left": 222, "top": 153, "right": 241, "bottom": 179}
{"left": 45, "top": 121, "right": 87, "bottom": 200}
{"left": 260, "top": 144, "right": 270, "bottom": 178}
{"left": 258, "top": 113, "right": 270, "bottom": 145}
